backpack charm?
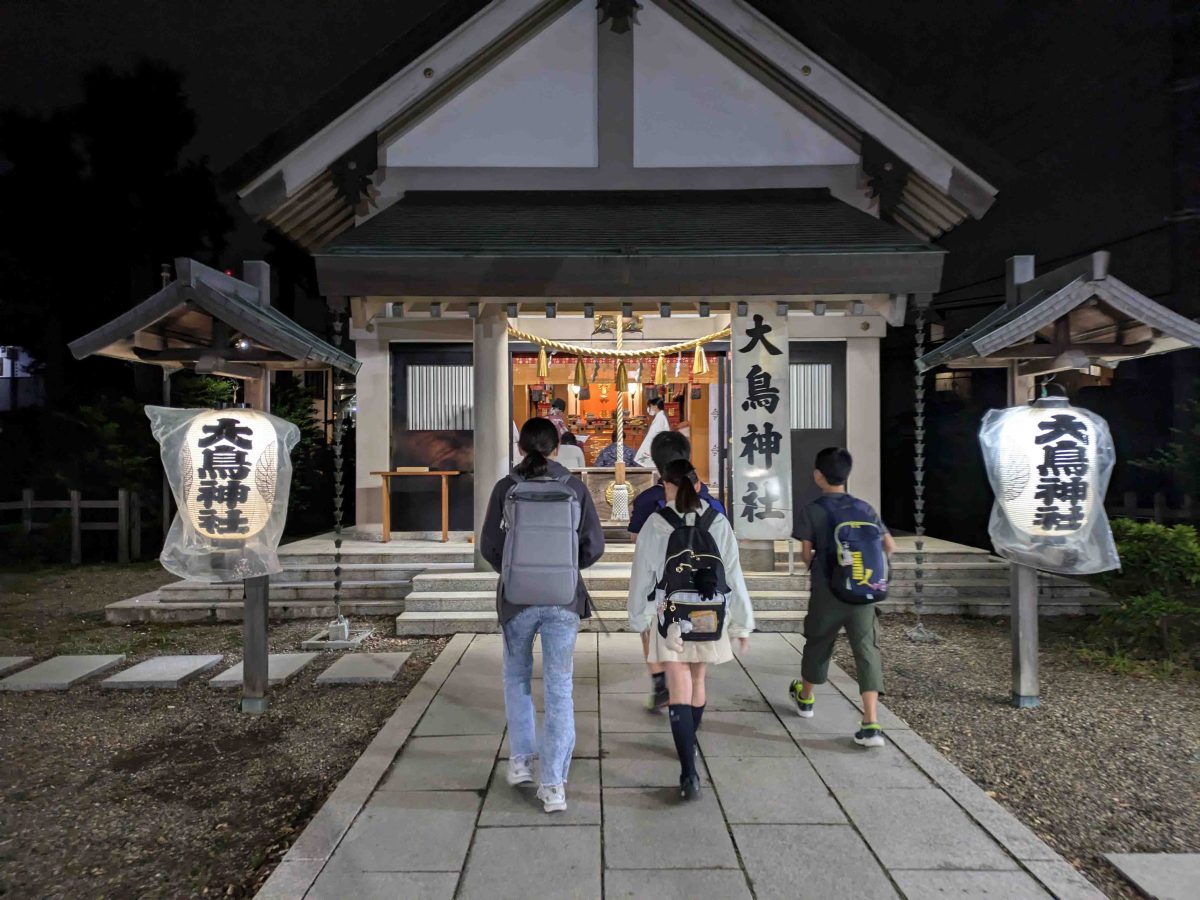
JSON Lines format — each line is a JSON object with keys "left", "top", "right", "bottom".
{"left": 652, "top": 507, "right": 730, "bottom": 642}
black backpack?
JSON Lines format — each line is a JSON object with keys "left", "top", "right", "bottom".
{"left": 651, "top": 506, "right": 730, "bottom": 642}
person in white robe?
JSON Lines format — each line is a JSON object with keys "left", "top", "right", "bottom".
{"left": 634, "top": 397, "right": 671, "bottom": 468}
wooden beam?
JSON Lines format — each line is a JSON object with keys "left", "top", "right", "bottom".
{"left": 134, "top": 347, "right": 293, "bottom": 363}
{"left": 1016, "top": 251, "right": 1109, "bottom": 304}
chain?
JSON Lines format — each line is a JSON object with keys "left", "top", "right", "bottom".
{"left": 908, "top": 301, "right": 937, "bottom": 642}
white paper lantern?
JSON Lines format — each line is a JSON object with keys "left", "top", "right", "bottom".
{"left": 146, "top": 405, "right": 300, "bottom": 582}
{"left": 181, "top": 409, "right": 279, "bottom": 541}
{"left": 979, "top": 397, "right": 1120, "bottom": 575}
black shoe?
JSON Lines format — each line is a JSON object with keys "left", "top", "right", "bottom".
{"left": 645, "top": 684, "right": 670, "bottom": 711}
{"left": 679, "top": 774, "right": 701, "bottom": 801}
{"left": 854, "top": 723, "right": 886, "bottom": 748}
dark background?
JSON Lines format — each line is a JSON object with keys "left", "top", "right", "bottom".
{"left": 1, "top": 0, "right": 1195, "bottom": 547}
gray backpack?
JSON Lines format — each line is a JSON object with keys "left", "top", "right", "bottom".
{"left": 501, "top": 473, "right": 582, "bottom": 606}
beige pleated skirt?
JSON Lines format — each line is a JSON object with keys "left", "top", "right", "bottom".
{"left": 645, "top": 625, "right": 734, "bottom": 665}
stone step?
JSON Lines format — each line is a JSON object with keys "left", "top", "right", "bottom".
{"left": 409, "top": 571, "right": 809, "bottom": 594}
{"left": 209, "top": 653, "right": 318, "bottom": 688}
{"left": 105, "top": 597, "right": 405, "bottom": 624}
{"left": 158, "top": 580, "right": 413, "bottom": 602}
{"left": 0, "top": 654, "right": 127, "bottom": 691}
{"left": 394, "top": 609, "right": 808, "bottom": 636}
{"left": 279, "top": 562, "right": 472, "bottom": 583}
{"left": 404, "top": 589, "right": 809, "bottom": 613}
{"left": 101, "top": 654, "right": 224, "bottom": 690}
{"left": 279, "top": 549, "right": 474, "bottom": 566}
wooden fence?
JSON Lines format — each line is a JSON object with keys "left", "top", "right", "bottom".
{"left": 1108, "top": 491, "right": 1196, "bottom": 524}
{"left": 1, "top": 489, "right": 143, "bottom": 564}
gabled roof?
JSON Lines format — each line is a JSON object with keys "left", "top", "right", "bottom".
{"left": 226, "top": 0, "right": 1000, "bottom": 252}
{"left": 916, "top": 256, "right": 1200, "bottom": 375}
{"left": 69, "top": 259, "right": 360, "bottom": 376}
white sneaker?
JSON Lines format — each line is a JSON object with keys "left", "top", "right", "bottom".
{"left": 506, "top": 755, "right": 535, "bottom": 786}
{"left": 536, "top": 783, "right": 567, "bottom": 813}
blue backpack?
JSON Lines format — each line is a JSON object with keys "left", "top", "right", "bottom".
{"left": 816, "top": 495, "right": 889, "bottom": 605}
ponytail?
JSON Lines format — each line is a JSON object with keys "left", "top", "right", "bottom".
{"left": 515, "top": 417, "right": 559, "bottom": 479}
{"left": 663, "top": 458, "right": 701, "bottom": 513}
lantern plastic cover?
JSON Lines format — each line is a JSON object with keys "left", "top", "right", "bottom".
{"left": 979, "top": 402, "right": 1120, "bottom": 575}
{"left": 146, "top": 405, "right": 301, "bottom": 582}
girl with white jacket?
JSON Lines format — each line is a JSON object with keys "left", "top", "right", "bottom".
{"left": 626, "top": 459, "right": 754, "bottom": 800}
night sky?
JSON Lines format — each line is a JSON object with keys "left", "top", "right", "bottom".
{"left": 0, "top": 0, "right": 1179, "bottom": 305}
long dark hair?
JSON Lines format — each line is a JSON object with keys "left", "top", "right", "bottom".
{"left": 662, "top": 458, "right": 701, "bottom": 513}
{"left": 515, "top": 417, "right": 560, "bottom": 479}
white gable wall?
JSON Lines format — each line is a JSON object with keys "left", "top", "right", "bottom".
{"left": 384, "top": 1, "right": 598, "bottom": 168}
{"left": 633, "top": 1, "right": 858, "bottom": 168}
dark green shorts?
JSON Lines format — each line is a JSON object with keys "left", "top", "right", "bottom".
{"left": 800, "top": 593, "right": 884, "bottom": 694}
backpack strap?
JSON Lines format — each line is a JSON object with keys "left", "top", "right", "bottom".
{"left": 656, "top": 507, "right": 685, "bottom": 530}
{"left": 697, "top": 505, "right": 721, "bottom": 532}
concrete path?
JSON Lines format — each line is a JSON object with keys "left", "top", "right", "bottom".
{"left": 258, "top": 633, "right": 1105, "bottom": 900}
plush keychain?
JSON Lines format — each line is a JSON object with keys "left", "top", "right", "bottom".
{"left": 665, "top": 619, "right": 694, "bottom": 652}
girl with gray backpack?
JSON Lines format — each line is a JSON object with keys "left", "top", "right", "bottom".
{"left": 480, "top": 417, "right": 605, "bottom": 813}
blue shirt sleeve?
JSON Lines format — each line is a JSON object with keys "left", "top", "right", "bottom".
{"left": 628, "top": 486, "right": 663, "bottom": 534}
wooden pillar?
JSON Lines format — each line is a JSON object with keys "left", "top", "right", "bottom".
{"left": 117, "top": 488, "right": 130, "bottom": 564}
{"left": 69, "top": 490, "right": 82, "bottom": 565}
{"left": 473, "top": 305, "right": 509, "bottom": 569}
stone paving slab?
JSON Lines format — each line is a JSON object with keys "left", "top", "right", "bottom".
{"left": 101, "top": 654, "right": 223, "bottom": 689}
{"left": 705, "top": 756, "right": 845, "bottom": 824}
{"left": 891, "top": 869, "right": 1052, "bottom": 899}
{"left": 599, "top": 692, "right": 670, "bottom": 733}
{"left": 208, "top": 653, "right": 316, "bottom": 689}
{"left": 322, "top": 790, "right": 480, "bottom": 872}
{"left": 479, "top": 760, "right": 601, "bottom": 826}
{"left": 839, "top": 788, "right": 1017, "bottom": 871}
{"left": 792, "top": 733, "right": 931, "bottom": 789}
{"left": 379, "top": 733, "right": 501, "bottom": 792}
{"left": 1105, "top": 852, "right": 1200, "bottom": 900}
{"left": 267, "top": 631, "right": 1102, "bottom": 900}
{"left": 0, "top": 657, "right": 33, "bottom": 678}
{"left": 603, "top": 787, "right": 740, "bottom": 870}
{"left": 733, "top": 824, "right": 897, "bottom": 899}
{"left": 0, "top": 654, "right": 125, "bottom": 691}
{"left": 600, "top": 731, "right": 711, "bottom": 788}
{"left": 316, "top": 652, "right": 411, "bottom": 685}
{"left": 308, "top": 869, "right": 457, "bottom": 900}
{"left": 458, "top": 826, "right": 601, "bottom": 899}
{"left": 604, "top": 869, "right": 753, "bottom": 899}
{"left": 696, "top": 711, "right": 803, "bottom": 758}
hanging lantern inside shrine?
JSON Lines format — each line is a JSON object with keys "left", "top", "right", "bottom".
{"left": 978, "top": 394, "right": 1119, "bottom": 575}
{"left": 536, "top": 345, "right": 548, "bottom": 379}
{"left": 146, "top": 405, "right": 300, "bottom": 582}
{"left": 693, "top": 343, "right": 710, "bottom": 376}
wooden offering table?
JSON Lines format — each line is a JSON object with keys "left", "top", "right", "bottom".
{"left": 371, "top": 469, "right": 461, "bottom": 543}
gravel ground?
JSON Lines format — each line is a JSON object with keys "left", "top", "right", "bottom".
{"left": 0, "top": 565, "right": 448, "bottom": 898}
{"left": 833, "top": 612, "right": 1200, "bottom": 899}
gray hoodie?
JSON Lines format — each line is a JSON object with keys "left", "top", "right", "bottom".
{"left": 479, "top": 459, "right": 606, "bottom": 625}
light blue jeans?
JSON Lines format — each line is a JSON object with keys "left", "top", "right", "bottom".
{"left": 502, "top": 605, "right": 580, "bottom": 787}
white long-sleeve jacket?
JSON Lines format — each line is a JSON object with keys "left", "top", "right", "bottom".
{"left": 626, "top": 500, "right": 755, "bottom": 638}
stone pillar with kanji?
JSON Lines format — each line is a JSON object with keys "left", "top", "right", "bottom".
{"left": 732, "top": 301, "right": 792, "bottom": 571}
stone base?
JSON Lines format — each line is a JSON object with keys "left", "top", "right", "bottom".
{"left": 737, "top": 539, "right": 777, "bottom": 573}
{"left": 301, "top": 628, "right": 375, "bottom": 650}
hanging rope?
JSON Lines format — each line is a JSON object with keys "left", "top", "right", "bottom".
{"left": 907, "top": 300, "right": 938, "bottom": 643}
{"left": 506, "top": 325, "right": 730, "bottom": 359}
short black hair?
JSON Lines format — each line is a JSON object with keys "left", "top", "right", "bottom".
{"left": 551, "top": 398, "right": 566, "bottom": 412}
{"left": 560, "top": 431, "right": 578, "bottom": 446}
{"left": 648, "top": 396, "right": 665, "bottom": 411}
{"left": 650, "top": 430, "right": 691, "bottom": 474}
{"left": 815, "top": 447, "right": 853, "bottom": 485}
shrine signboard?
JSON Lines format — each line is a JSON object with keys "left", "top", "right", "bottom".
{"left": 147, "top": 405, "right": 300, "bottom": 582}
{"left": 732, "top": 302, "right": 792, "bottom": 539}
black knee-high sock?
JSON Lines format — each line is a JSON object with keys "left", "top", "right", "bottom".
{"left": 692, "top": 704, "right": 706, "bottom": 732}
{"left": 668, "top": 704, "right": 697, "bottom": 779}
{"left": 652, "top": 671, "right": 666, "bottom": 691}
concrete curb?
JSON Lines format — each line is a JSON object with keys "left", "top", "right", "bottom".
{"left": 254, "top": 634, "right": 474, "bottom": 900}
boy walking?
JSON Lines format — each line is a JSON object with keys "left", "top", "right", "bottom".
{"left": 789, "top": 447, "right": 895, "bottom": 747}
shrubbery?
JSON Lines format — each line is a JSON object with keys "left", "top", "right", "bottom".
{"left": 1091, "top": 519, "right": 1200, "bottom": 666}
